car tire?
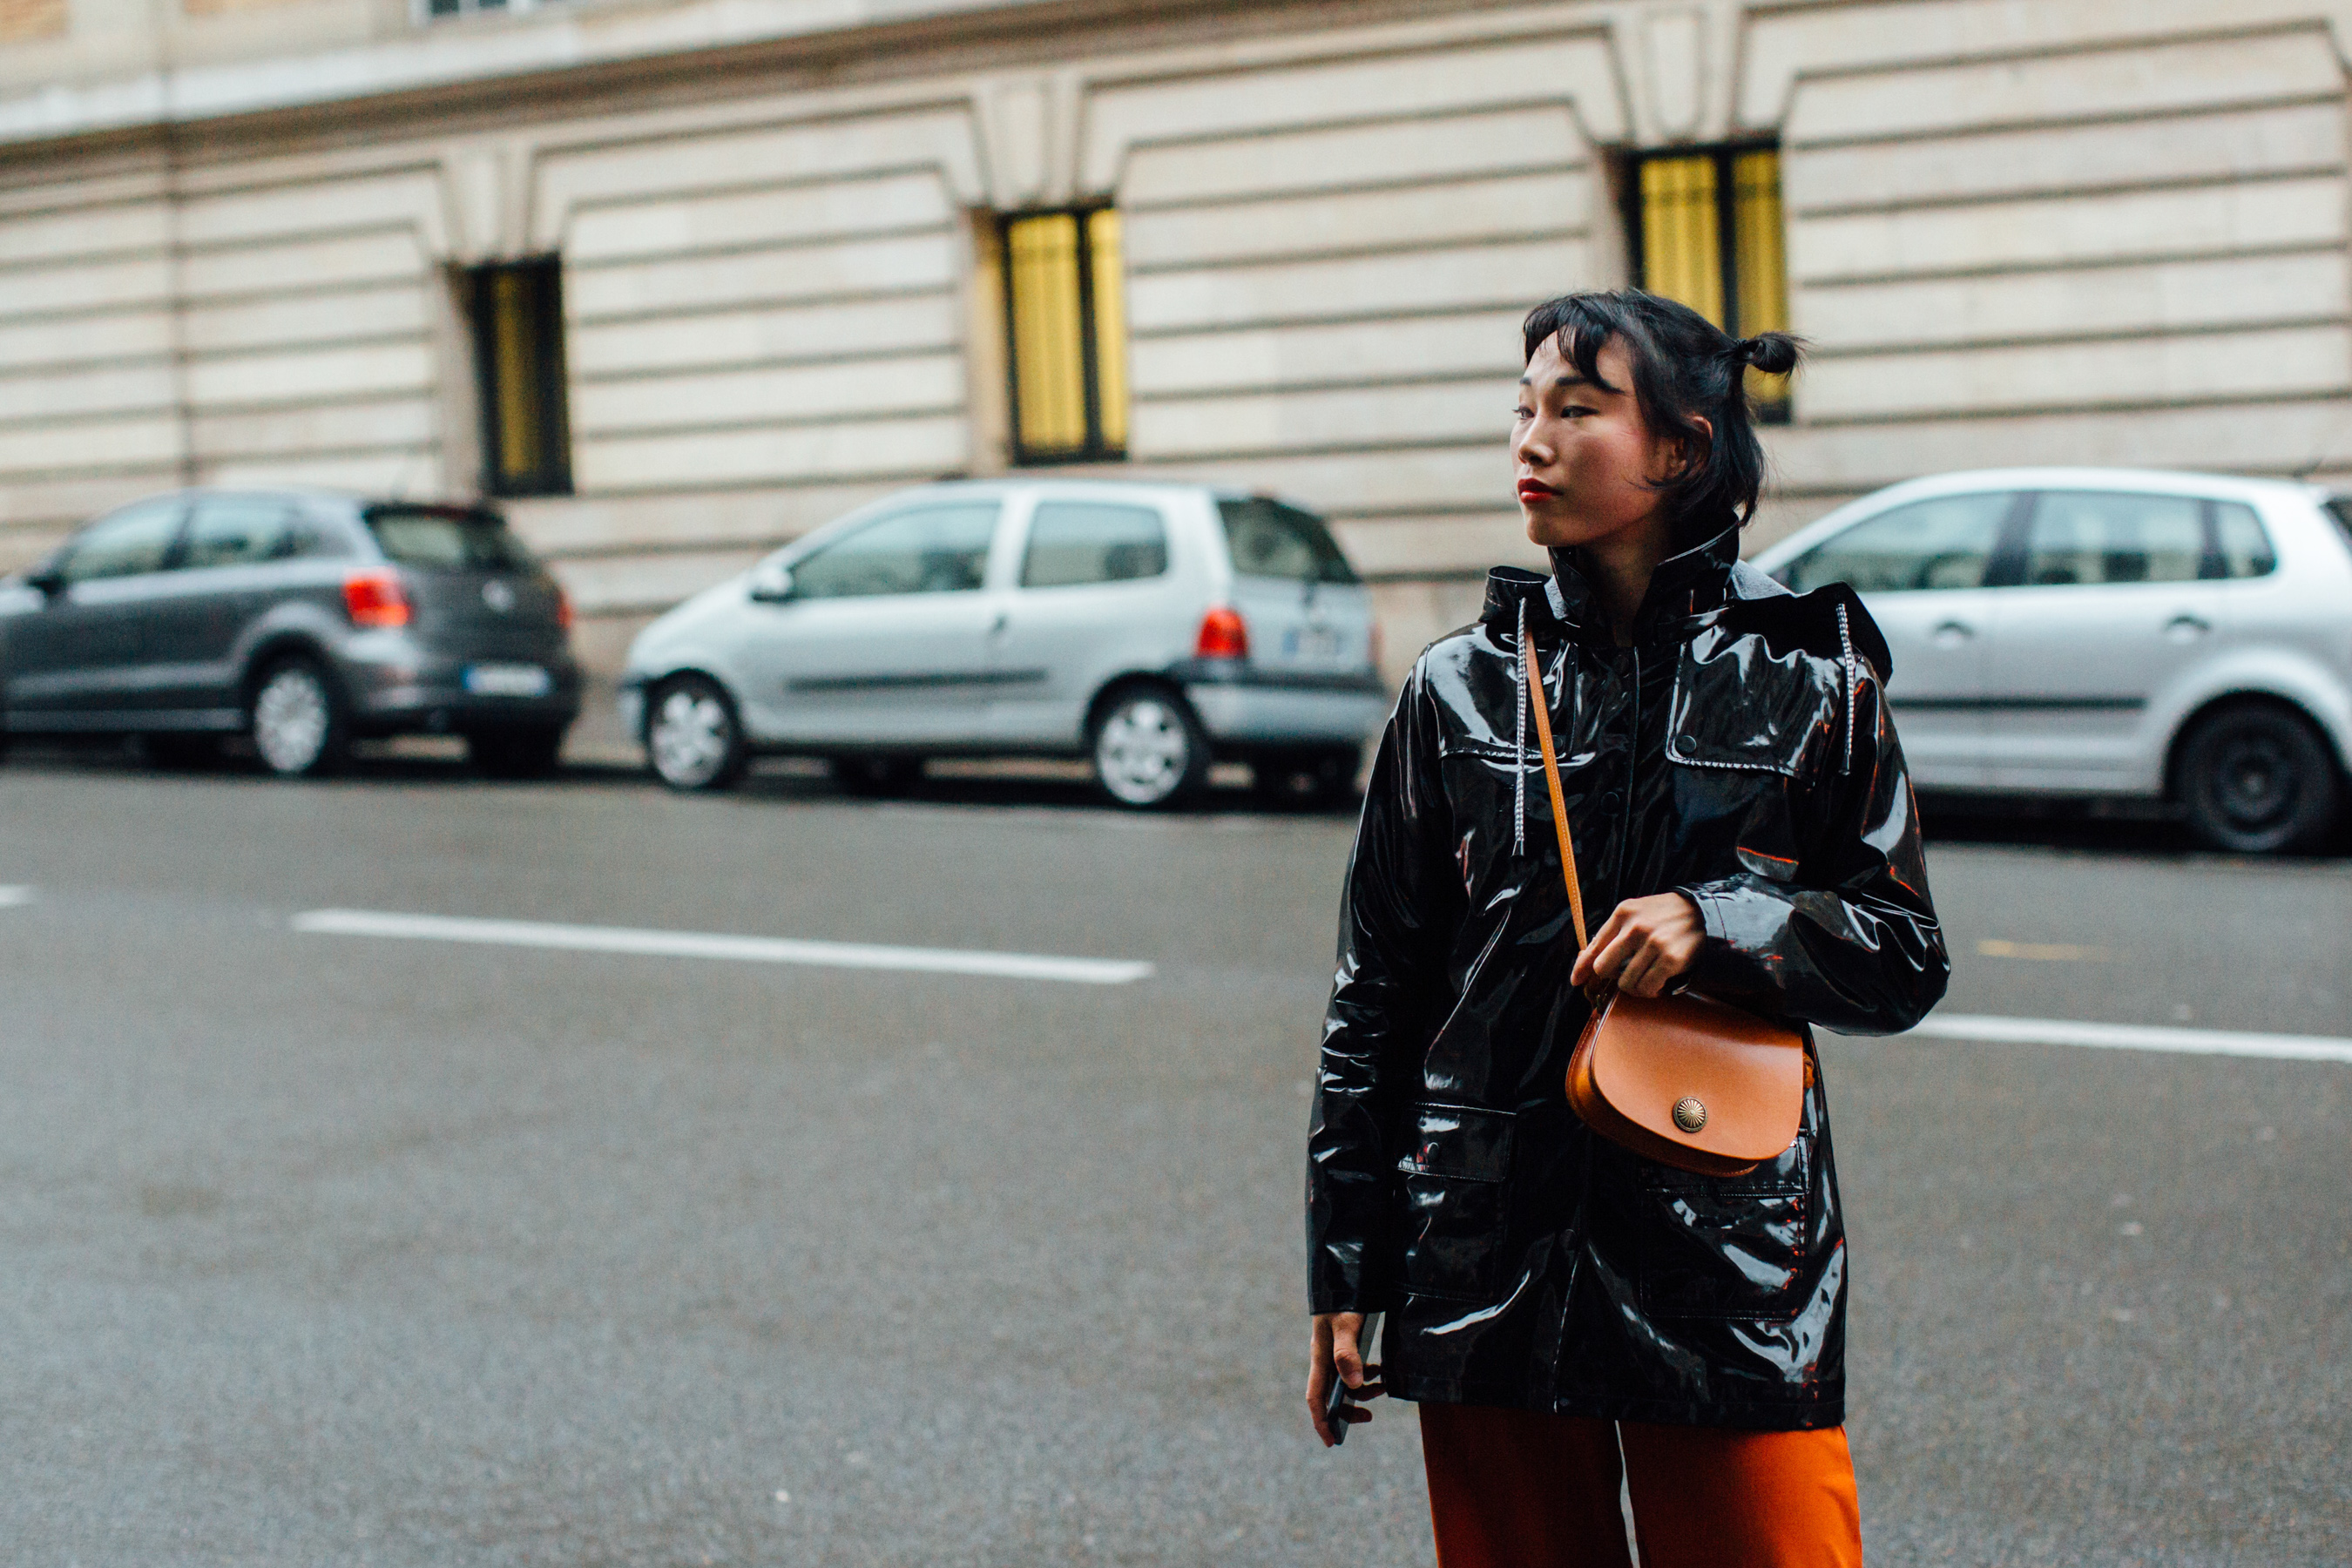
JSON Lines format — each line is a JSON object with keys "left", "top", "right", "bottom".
{"left": 2174, "top": 702, "right": 2343, "bottom": 855}
{"left": 1252, "top": 746, "right": 1362, "bottom": 808}
{"left": 645, "top": 674, "right": 747, "bottom": 793}
{"left": 247, "top": 656, "right": 349, "bottom": 779}
{"left": 1092, "top": 686, "right": 1211, "bottom": 809}
{"left": 470, "top": 726, "right": 566, "bottom": 780}
{"left": 832, "top": 755, "right": 924, "bottom": 797}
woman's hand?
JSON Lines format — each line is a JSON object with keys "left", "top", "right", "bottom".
{"left": 1571, "top": 892, "right": 1705, "bottom": 999}
{"left": 1308, "top": 1312, "right": 1381, "bottom": 1445}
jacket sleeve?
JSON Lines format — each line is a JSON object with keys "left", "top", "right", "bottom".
{"left": 1307, "top": 660, "right": 1456, "bottom": 1314}
{"left": 1676, "top": 659, "right": 1950, "bottom": 1035}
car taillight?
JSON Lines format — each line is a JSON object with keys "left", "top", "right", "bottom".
{"left": 343, "top": 570, "right": 411, "bottom": 629}
{"left": 1195, "top": 605, "right": 1249, "bottom": 660}
{"left": 555, "top": 585, "right": 574, "bottom": 632}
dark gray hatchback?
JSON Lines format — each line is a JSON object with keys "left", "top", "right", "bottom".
{"left": 0, "top": 489, "right": 581, "bottom": 776}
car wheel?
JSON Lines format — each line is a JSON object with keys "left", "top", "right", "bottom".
{"left": 832, "top": 755, "right": 924, "bottom": 797}
{"left": 248, "top": 657, "right": 348, "bottom": 778}
{"left": 1252, "top": 746, "right": 1362, "bottom": 808}
{"left": 1092, "top": 686, "right": 1210, "bottom": 809}
{"left": 2175, "top": 702, "right": 2342, "bottom": 855}
{"left": 470, "top": 726, "right": 566, "bottom": 780}
{"left": 645, "top": 674, "right": 747, "bottom": 792}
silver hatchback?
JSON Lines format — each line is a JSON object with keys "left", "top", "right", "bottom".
{"left": 618, "top": 480, "right": 1386, "bottom": 808}
{"left": 1753, "top": 468, "right": 2352, "bottom": 853}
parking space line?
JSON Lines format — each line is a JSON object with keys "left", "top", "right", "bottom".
{"left": 289, "top": 908, "right": 1154, "bottom": 986}
{"left": 0, "top": 886, "right": 32, "bottom": 907}
{"left": 1900, "top": 1013, "right": 2352, "bottom": 1064}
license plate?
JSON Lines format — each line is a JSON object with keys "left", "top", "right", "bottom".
{"left": 1284, "top": 625, "right": 1343, "bottom": 659}
{"left": 463, "top": 663, "right": 551, "bottom": 698}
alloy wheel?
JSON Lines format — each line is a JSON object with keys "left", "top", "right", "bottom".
{"left": 1094, "top": 693, "right": 1203, "bottom": 808}
{"left": 648, "top": 680, "right": 742, "bottom": 791}
{"left": 252, "top": 665, "right": 334, "bottom": 776}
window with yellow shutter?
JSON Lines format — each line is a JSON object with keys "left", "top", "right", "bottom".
{"left": 465, "top": 257, "right": 574, "bottom": 497}
{"left": 1625, "top": 145, "right": 1791, "bottom": 421}
{"left": 1000, "top": 207, "right": 1129, "bottom": 464}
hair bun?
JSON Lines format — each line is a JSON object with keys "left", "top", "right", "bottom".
{"left": 1735, "top": 332, "right": 1802, "bottom": 377}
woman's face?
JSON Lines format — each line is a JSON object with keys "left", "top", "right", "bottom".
{"left": 1511, "top": 335, "right": 1693, "bottom": 551}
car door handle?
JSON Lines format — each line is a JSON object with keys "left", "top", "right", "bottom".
{"left": 2164, "top": 613, "right": 2212, "bottom": 639}
{"left": 1930, "top": 620, "right": 1975, "bottom": 647}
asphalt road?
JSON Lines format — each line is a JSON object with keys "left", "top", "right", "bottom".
{"left": 1, "top": 747, "right": 2347, "bottom": 1566}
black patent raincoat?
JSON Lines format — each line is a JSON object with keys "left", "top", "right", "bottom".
{"left": 1307, "top": 526, "right": 1950, "bottom": 1430}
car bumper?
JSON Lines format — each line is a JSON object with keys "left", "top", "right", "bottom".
{"left": 1179, "top": 663, "right": 1389, "bottom": 747}
{"left": 347, "top": 650, "right": 583, "bottom": 732}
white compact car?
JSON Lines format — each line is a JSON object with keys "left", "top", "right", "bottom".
{"left": 1752, "top": 468, "right": 2352, "bottom": 853}
{"left": 618, "top": 479, "right": 1387, "bottom": 808}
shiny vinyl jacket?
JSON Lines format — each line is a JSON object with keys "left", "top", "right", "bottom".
{"left": 1307, "top": 527, "right": 1950, "bottom": 1430}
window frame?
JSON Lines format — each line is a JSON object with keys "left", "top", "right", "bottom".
{"left": 1621, "top": 140, "right": 1791, "bottom": 422}
{"left": 997, "top": 206, "right": 1127, "bottom": 466}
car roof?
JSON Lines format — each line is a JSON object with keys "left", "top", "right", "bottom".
{"left": 857, "top": 476, "right": 1288, "bottom": 504}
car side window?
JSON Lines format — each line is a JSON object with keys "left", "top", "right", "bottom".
{"left": 182, "top": 496, "right": 299, "bottom": 569}
{"left": 2022, "top": 491, "right": 2206, "bottom": 587}
{"left": 2210, "top": 503, "right": 2276, "bottom": 578}
{"left": 1020, "top": 502, "right": 1169, "bottom": 588}
{"left": 1780, "top": 491, "right": 2012, "bottom": 593}
{"left": 57, "top": 497, "right": 185, "bottom": 584}
{"left": 789, "top": 504, "right": 1000, "bottom": 600}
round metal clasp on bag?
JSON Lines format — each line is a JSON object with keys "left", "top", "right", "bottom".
{"left": 1672, "top": 1096, "right": 1707, "bottom": 1133}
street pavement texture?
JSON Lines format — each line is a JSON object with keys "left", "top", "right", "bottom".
{"left": 1, "top": 754, "right": 2346, "bottom": 1567}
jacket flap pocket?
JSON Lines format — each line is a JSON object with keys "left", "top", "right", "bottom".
{"left": 1397, "top": 1103, "right": 1516, "bottom": 1182}
{"left": 1665, "top": 642, "right": 1836, "bottom": 777}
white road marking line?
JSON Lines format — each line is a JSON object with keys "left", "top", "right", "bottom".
{"left": 1901, "top": 1013, "right": 2352, "bottom": 1064}
{"left": 289, "top": 908, "right": 1154, "bottom": 986}
{"left": 0, "top": 886, "right": 33, "bottom": 907}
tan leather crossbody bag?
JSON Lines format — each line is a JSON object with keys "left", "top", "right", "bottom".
{"left": 1520, "top": 638, "right": 1806, "bottom": 1179}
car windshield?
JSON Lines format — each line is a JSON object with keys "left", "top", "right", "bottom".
{"left": 364, "top": 505, "right": 531, "bottom": 570}
{"left": 1218, "top": 497, "right": 1358, "bottom": 585}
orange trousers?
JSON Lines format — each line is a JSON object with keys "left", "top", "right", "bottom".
{"left": 1419, "top": 1402, "right": 1862, "bottom": 1568}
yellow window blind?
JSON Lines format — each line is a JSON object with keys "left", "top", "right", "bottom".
{"left": 488, "top": 268, "right": 541, "bottom": 488}
{"left": 1005, "top": 213, "right": 1089, "bottom": 457}
{"left": 1731, "top": 149, "right": 1790, "bottom": 407}
{"left": 1087, "top": 208, "right": 1129, "bottom": 453}
{"left": 1639, "top": 155, "right": 1722, "bottom": 328}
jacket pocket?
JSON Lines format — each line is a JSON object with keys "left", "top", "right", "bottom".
{"left": 1634, "top": 1133, "right": 1812, "bottom": 1321}
{"left": 1395, "top": 1103, "right": 1517, "bottom": 1304}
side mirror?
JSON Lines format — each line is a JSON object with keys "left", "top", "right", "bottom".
{"left": 24, "top": 565, "right": 64, "bottom": 598}
{"left": 747, "top": 562, "right": 795, "bottom": 602}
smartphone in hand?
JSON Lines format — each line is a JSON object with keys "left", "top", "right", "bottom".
{"left": 1322, "top": 1312, "right": 1382, "bottom": 1447}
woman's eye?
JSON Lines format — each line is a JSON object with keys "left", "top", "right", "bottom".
{"left": 1512, "top": 406, "right": 1532, "bottom": 420}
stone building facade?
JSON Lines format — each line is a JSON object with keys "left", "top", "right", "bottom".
{"left": 3, "top": 0, "right": 2350, "bottom": 676}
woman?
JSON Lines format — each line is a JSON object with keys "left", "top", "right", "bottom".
{"left": 1304, "top": 289, "right": 1949, "bottom": 1566}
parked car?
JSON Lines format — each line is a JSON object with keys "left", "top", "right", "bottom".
{"left": 0, "top": 489, "right": 581, "bottom": 777}
{"left": 1751, "top": 468, "right": 2352, "bottom": 854}
{"left": 618, "top": 479, "right": 1386, "bottom": 808}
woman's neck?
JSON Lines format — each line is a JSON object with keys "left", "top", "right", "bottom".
{"left": 1577, "top": 514, "right": 1676, "bottom": 646}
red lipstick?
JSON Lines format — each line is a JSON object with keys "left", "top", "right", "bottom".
{"left": 1517, "top": 479, "right": 1560, "bottom": 502}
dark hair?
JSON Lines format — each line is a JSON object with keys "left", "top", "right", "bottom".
{"left": 1520, "top": 289, "right": 1802, "bottom": 543}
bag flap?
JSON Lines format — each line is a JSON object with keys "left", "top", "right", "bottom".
{"left": 1587, "top": 994, "right": 1804, "bottom": 1165}
{"left": 1396, "top": 1102, "right": 1516, "bottom": 1182}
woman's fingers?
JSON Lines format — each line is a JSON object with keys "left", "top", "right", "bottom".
{"left": 1570, "top": 908, "right": 1630, "bottom": 986}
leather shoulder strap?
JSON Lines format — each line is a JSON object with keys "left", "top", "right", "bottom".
{"left": 1520, "top": 635, "right": 1587, "bottom": 950}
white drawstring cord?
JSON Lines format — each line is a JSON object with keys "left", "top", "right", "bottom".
{"left": 1835, "top": 601, "right": 1858, "bottom": 774}
{"left": 1514, "top": 595, "right": 1529, "bottom": 855}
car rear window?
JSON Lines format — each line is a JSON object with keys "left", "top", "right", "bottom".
{"left": 1217, "top": 497, "right": 1358, "bottom": 585}
{"left": 364, "top": 505, "right": 531, "bottom": 570}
